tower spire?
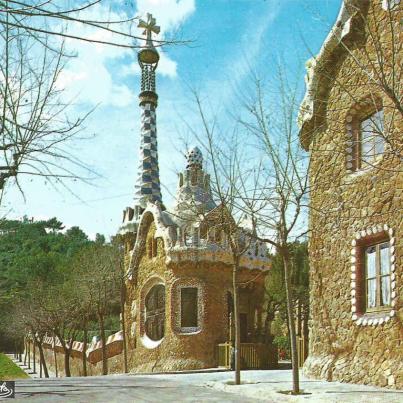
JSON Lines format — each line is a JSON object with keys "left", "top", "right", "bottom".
{"left": 133, "top": 13, "right": 163, "bottom": 212}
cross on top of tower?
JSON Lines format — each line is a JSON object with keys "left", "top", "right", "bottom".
{"left": 138, "top": 13, "right": 160, "bottom": 45}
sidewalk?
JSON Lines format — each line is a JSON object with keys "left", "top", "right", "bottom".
{"left": 6, "top": 354, "right": 56, "bottom": 379}
{"left": 207, "top": 371, "right": 403, "bottom": 402}
{"left": 148, "top": 369, "right": 403, "bottom": 403}
{"left": 7, "top": 358, "right": 402, "bottom": 402}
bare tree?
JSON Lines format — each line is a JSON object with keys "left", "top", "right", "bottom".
{"left": 0, "top": 14, "right": 94, "bottom": 204}
{"left": 0, "top": 1, "right": 187, "bottom": 49}
{"left": 10, "top": 284, "right": 54, "bottom": 378}
{"left": 183, "top": 90, "right": 267, "bottom": 386}
{"left": 0, "top": 5, "right": 190, "bottom": 205}
{"left": 186, "top": 62, "right": 311, "bottom": 393}
{"left": 43, "top": 281, "right": 82, "bottom": 377}
{"left": 235, "top": 69, "right": 310, "bottom": 394}
{"left": 71, "top": 243, "right": 121, "bottom": 376}
{"left": 110, "top": 236, "right": 129, "bottom": 373}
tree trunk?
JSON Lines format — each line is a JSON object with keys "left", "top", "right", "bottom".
{"left": 82, "top": 326, "right": 88, "bottom": 377}
{"left": 67, "top": 342, "right": 75, "bottom": 377}
{"left": 27, "top": 340, "right": 31, "bottom": 369}
{"left": 37, "top": 340, "right": 49, "bottom": 378}
{"left": 64, "top": 346, "right": 71, "bottom": 377}
{"left": 283, "top": 250, "right": 300, "bottom": 394}
{"left": 58, "top": 337, "right": 71, "bottom": 377}
{"left": 18, "top": 340, "right": 22, "bottom": 362}
{"left": 64, "top": 350, "right": 71, "bottom": 377}
{"left": 120, "top": 282, "right": 128, "bottom": 373}
{"left": 53, "top": 336, "right": 58, "bottom": 378}
{"left": 233, "top": 258, "right": 241, "bottom": 385}
{"left": 98, "top": 312, "right": 108, "bottom": 375}
{"left": 23, "top": 338, "right": 27, "bottom": 366}
{"left": 32, "top": 339, "right": 36, "bottom": 373}
{"left": 303, "top": 304, "right": 309, "bottom": 362}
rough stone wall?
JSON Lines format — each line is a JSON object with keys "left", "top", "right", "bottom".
{"left": 304, "top": 1, "right": 402, "bottom": 389}
{"left": 28, "top": 342, "right": 125, "bottom": 377}
{"left": 124, "top": 221, "right": 267, "bottom": 373}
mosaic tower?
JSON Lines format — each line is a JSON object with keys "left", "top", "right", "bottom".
{"left": 134, "top": 14, "right": 162, "bottom": 213}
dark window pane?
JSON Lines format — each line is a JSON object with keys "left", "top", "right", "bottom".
{"left": 145, "top": 284, "right": 165, "bottom": 341}
{"left": 240, "top": 313, "right": 248, "bottom": 343}
{"left": 181, "top": 287, "right": 198, "bottom": 328}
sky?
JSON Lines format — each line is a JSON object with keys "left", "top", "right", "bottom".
{"left": 4, "top": 0, "right": 341, "bottom": 239}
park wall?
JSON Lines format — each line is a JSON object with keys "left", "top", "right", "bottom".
{"left": 29, "top": 331, "right": 125, "bottom": 377}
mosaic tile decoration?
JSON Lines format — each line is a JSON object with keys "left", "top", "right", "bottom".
{"left": 186, "top": 146, "right": 203, "bottom": 169}
{"left": 134, "top": 102, "right": 162, "bottom": 208}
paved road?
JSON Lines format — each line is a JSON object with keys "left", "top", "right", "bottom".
{"left": 12, "top": 375, "right": 257, "bottom": 402}
{"left": 7, "top": 356, "right": 402, "bottom": 403}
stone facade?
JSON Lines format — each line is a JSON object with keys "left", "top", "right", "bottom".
{"left": 117, "top": 15, "right": 272, "bottom": 373}
{"left": 299, "top": 0, "right": 402, "bottom": 389}
{"left": 120, "top": 157, "right": 270, "bottom": 373}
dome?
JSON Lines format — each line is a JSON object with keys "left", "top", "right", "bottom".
{"left": 186, "top": 146, "right": 203, "bottom": 169}
{"left": 138, "top": 47, "right": 159, "bottom": 65}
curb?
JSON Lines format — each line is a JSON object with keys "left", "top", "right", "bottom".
{"left": 127, "top": 368, "right": 230, "bottom": 376}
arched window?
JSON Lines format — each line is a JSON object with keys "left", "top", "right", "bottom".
{"left": 145, "top": 284, "right": 165, "bottom": 341}
{"left": 358, "top": 109, "right": 384, "bottom": 169}
{"left": 147, "top": 238, "right": 153, "bottom": 258}
{"left": 198, "top": 223, "right": 208, "bottom": 246}
{"left": 199, "top": 223, "right": 208, "bottom": 240}
{"left": 147, "top": 237, "right": 160, "bottom": 258}
{"left": 156, "top": 237, "right": 164, "bottom": 256}
{"left": 214, "top": 228, "right": 222, "bottom": 243}
{"left": 345, "top": 99, "right": 385, "bottom": 172}
{"left": 152, "top": 238, "right": 158, "bottom": 257}
{"left": 183, "top": 227, "right": 193, "bottom": 246}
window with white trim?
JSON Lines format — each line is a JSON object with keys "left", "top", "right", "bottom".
{"left": 365, "top": 241, "right": 391, "bottom": 311}
{"left": 359, "top": 109, "right": 384, "bottom": 169}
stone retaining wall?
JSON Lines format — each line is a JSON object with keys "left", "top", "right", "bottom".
{"left": 29, "top": 331, "right": 125, "bottom": 377}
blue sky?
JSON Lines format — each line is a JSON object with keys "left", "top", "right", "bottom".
{"left": 5, "top": 0, "right": 341, "bottom": 239}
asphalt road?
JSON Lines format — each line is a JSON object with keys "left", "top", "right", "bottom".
{"left": 12, "top": 374, "right": 257, "bottom": 402}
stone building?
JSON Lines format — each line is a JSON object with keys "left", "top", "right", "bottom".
{"left": 118, "top": 14, "right": 270, "bottom": 372}
{"left": 299, "top": 0, "right": 402, "bottom": 389}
